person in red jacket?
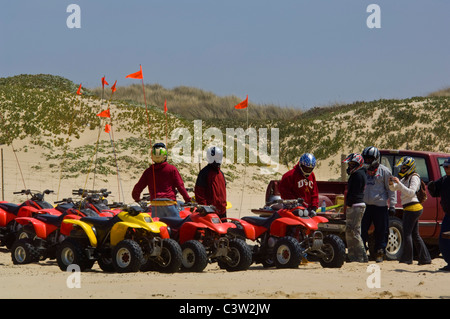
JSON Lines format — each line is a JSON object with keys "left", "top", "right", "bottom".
{"left": 132, "top": 143, "right": 191, "bottom": 217}
{"left": 195, "top": 146, "right": 227, "bottom": 218}
{"left": 278, "top": 153, "right": 319, "bottom": 216}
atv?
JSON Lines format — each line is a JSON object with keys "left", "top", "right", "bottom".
{"left": 10, "top": 195, "right": 121, "bottom": 265}
{"left": 11, "top": 210, "right": 82, "bottom": 264}
{"left": 56, "top": 203, "right": 182, "bottom": 273}
{"left": 0, "top": 189, "right": 60, "bottom": 248}
{"left": 229, "top": 198, "right": 346, "bottom": 268}
{"left": 158, "top": 204, "right": 253, "bottom": 272}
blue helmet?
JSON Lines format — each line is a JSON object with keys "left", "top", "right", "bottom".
{"left": 298, "top": 153, "right": 316, "bottom": 177}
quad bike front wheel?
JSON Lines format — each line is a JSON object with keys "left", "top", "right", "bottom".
{"left": 181, "top": 240, "right": 208, "bottom": 272}
{"left": 112, "top": 239, "right": 144, "bottom": 273}
{"left": 274, "top": 236, "right": 302, "bottom": 268}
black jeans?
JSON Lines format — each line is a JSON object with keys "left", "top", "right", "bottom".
{"left": 400, "top": 209, "right": 431, "bottom": 264}
{"left": 361, "top": 205, "right": 389, "bottom": 252}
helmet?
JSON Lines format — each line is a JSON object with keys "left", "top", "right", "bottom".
{"left": 151, "top": 143, "right": 168, "bottom": 164}
{"left": 206, "top": 146, "right": 223, "bottom": 165}
{"left": 395, "top": 156, "right": 416, "bottom": 178}
{"left": 362, "top": 146, "right": 380, "bottom": 169}
{"left": 342, "top": 153, "right": 364, "bottom": 175}
{"left": 298, "top": 153, "right": 316, "bottom": 177}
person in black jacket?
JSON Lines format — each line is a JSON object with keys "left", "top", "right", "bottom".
{"left": 427, "top": 157, "right": 450, "bottom": 271}
{"left": 342, "top": 153, "right": 368, "bottom": 263}
{"left": 195, "top": 146, "right": 227, "bottom": 218}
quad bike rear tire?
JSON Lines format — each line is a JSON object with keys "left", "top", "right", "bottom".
{"left": 11, "top": 238, "right": 40, "bottom": 264}
{"left": 218, "top": 238, "right": 253, "bottom": 272}
{"left": 153, "top": 238, "right": 182, "bottom": 273}
{"left": 274, "top": 236, "right": 302, "bottom": 268}
{"left": 56, "top": 238, "right": 90, "bottom": 271}
{"left": 319, "top": 234, "right": 346, "bottom": 268}
{"left": 181, "top": 240, "right": 208, "bottom": 272}
{"left": 112, "top": 239, "right": 144, "bottom": 273}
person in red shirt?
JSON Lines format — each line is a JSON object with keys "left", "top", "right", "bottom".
{"left": 195, "top": 146, "right": 227, "bottom": 218}
{"left": 278, "top": 153, "right": 319, "bottom": 216}
{"left": 132, "top": 143, "right": 191, "bottom": 217}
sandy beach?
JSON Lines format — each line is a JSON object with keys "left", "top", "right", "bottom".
{"left": 0, "top": 124, "right": 449, "bottom": 301}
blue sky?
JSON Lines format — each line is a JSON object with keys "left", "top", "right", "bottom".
{"left": 1, "top": 1, "right": 449, "bottom": 109}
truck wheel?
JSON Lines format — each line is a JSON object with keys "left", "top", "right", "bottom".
{"left": 56, "top": 238, "right": 89, "bottom": 271}
{"left": 319, "top": 234, "right": 346, "bottom": 268}
{"left": 274, "top": 236, "right": 302, "bottom": 269}
{"left": 181, "top": 240, "right": 208, "bottom": 272}
{"left": 385, "top": 217, "right": 403, "bottom": 260}
{"left": 112, "top": 239, "right": 144, "bottom": 273}
{"left": 11, "top": 239, "right": 40, "bottom": 264}
{"left": 154, "top": 238, "right": 182, "bottom": 273}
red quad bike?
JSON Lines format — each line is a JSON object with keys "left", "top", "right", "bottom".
{"left": 158, "top": 204, "right": 254, "bottom": 272}
{"left": 0, "top": 189, "right": 61, "bottom": 249}
{"left": 230, "top": 199, "right": 346, "bottom": 268}
{"left": 10, "top": 192, "right": 125, "bottom": 265}
{"left": 11, "top": 210, "right": 82, "bottom": 265}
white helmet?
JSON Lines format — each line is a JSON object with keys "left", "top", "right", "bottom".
{"left": 206, "top": 146, "right": 223, "bottom": 165}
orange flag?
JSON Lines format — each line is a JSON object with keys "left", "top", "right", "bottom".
{"left": 125, "top": 65, "right": 143, "bottom": 79}
{"left": 164, "top": 99, "right": 167, "bottom": 113}
{"left": 97, "top": 109, "right": 111, "bottom": 118}
{"left": 234, "top": 95, "right": 248, "bottom": 109}
{"left": 101, "top": 76, "right": 109, "bottom": 88}
{"left": 111, "top": 80, "right": 117, "bottom": 93}
{"left": 76, "top": 83, "right": 82, "bottom": 95}
{"left": 104, "top": 124, "right": 111, "bottom": 133}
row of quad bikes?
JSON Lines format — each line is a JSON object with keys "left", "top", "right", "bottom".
{"left": 0, "top": 188, "right": 346, "bottom": 273}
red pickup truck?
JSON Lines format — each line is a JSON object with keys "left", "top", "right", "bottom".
{"left": 260, "top": 149, "right": 450, "bottom": 260}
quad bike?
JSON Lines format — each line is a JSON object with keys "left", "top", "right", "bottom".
{"left": 158, "top": 204, "right": 254, "bottom": 272}
{"left": 56, "top": 203, "right": 182, "bottom": 273}
{"left": 229, "top": 198, "right": 346, "bottom": 269}
{"left": 0, "top": 189, "right": 61, "bottom": 248}
{"left": 10, "top": 195, "right": 122, "bottom": 265}
{"left": 11, "top": 210, "right": 82, "bottom": 264}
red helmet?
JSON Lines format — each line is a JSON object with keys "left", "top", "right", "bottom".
{"left": 342, "top": 153, "right": 364, "bottom": 175}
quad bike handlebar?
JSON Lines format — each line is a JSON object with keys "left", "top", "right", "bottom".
{"left": 13, "top": 189, "right": 54, "bottom": 201}
{"left": 266, "top": 198, "right": 305, "bottom": 209}
{"left": 54, "top": 197, "right": 75, "bottom": 204}
{"left": 72, "top": 188, "right": 111, "bottom": 198}
{"left": 181, "top": 203, "right": 217, "bottom": 215}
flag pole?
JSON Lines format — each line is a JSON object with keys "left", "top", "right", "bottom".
{"left": 164, "top": 99, "right": 168, "bottom": 147}
{"left": 93, "top": 76, "right": 106, "bottom": 189}
{"left": 238, "top": 96, "right": 249, "bottom": 218}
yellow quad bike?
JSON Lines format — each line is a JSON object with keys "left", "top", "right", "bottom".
{"left": 56, "top": 205, "right": 182, "bottom": 273}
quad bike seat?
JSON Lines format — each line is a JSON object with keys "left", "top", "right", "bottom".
{"left": 35, "top": 213, "right": 64, "bottom": 226}
{"left": 80, "top": 216, "right": 113, "bottom": 228}
{"left": 55, "top": 203, "right": 74, "bottom": 214}
{"left": 242, "top": 213, "right": 278, "bottom": 228}
{"left": 159, "top": 215, "right": 191, "bottom": 229}
{"left": 0, "top": 203, "right": 20, "bottom": 215}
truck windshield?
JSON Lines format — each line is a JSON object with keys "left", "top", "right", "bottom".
{"left": 381, "top": 155, "right": 430, "bottom": 182}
